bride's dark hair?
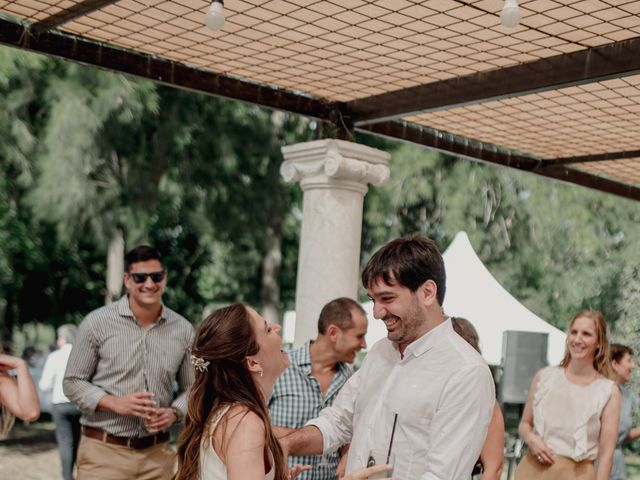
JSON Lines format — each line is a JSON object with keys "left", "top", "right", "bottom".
{"left": 173, "top": 303, "right": 286, "bottom": 480}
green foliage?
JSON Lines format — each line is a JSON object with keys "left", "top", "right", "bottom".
{"left": 612, "top": 265, "right": 640, "bottom": 429}
{"left": 29, "top": 63, "right": 160, "bottom": 247}
{"left": 0, "top": 44, "right": 639, "bottom": 345}
{"left": 360, "top": 137, "right": 640, "bottom": 332}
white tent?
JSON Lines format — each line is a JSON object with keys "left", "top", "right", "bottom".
{"left": 284, "top": 231, "right": 566, "bottom": 366}
{"left": 440, "top": 231, "right": 566, "bottom": 365}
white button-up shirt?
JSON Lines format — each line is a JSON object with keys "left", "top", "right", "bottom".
{"left": 307, "top": 319, "right": 495, "bottom": 480}
{"left": 39, "top": 343, "right": 73, "bottom": 404}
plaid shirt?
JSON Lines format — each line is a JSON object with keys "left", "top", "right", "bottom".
{"left": 269, "top": 341, "right": 354, "bottom": 480}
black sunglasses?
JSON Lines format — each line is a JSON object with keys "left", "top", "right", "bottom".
{"left": 130, "top": 271, "right": 165, "bottom": 284}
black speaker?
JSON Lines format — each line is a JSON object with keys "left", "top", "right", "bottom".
{"left": 499, "top": 331, "right": 548, "bottom": 404}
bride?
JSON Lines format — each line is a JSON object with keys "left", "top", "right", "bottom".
{"left": 174, "top": 303, "right": 390, "bottom": 480}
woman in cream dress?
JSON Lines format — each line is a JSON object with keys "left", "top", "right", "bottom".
{"left": 516, "top": 310, "right": 621, "bottom": 480}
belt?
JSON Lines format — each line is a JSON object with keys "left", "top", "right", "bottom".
{"left": 82, "top": 426, "right": 169, "bottom": 450}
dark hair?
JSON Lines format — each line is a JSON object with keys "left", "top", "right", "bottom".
{"left": 174, "top": 304, "right": 286, "bottom": 480}
{"left": 124, "top": 245, "right": 163, "bottom": 272}
{"left": 610, "top": 343, "right": 634, "bottom": 363}
{"left": 361, "top": 235, "right": 446, "bottom": 305}
{"left": 560, "top": 310, "right": 610, "bottom": 377}
{"left": 318, "top": 297, "right": 365, "bottom": 335}
{"left": 451, "top": 317, "right": 480, "bottom": 353}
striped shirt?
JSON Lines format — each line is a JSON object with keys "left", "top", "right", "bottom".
{"left": 269, "top": 341, "right": 353, "bottom": 480}
{"left": 63, "top": 295, "right": 194, "bottom": 437}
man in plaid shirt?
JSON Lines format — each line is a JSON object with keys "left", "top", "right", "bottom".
{"left": 269, "top": 297, "right": 368, "bottom": 480}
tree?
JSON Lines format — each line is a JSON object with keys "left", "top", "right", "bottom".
{"left": 359, "top": 137, "right": 640, "bottom": 331}
{"left": 28, "top": 62, "right": 160, "bottom": 303}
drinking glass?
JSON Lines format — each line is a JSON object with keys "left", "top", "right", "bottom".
{"left": 143, "top": 392, "right": 161, "bottom": 432}
{"left": 366, "top": 448, "right": 394, "bottom": 479}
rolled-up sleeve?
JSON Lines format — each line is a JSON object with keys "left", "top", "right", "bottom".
{"left": 306, "top": 368, "right": 360, "bottom": 454}
{"left": 171, "top": 327, "right": 195, "bottom": 416}
{"left": 63, "top": 319, "right": 106, "bottom": 414}
{"left": 422, "top": 363, "right": 495, "bottom": 480}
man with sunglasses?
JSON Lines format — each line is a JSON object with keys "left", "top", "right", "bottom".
{"left": 64, "top": 245, "right": 194, "bottom": 479}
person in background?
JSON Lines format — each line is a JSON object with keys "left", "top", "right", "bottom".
{"left": 451, "top": 317, "right": 504, "bottom": 480}
{"left": 0, "top": 346, "right": 40, "bottom": 436}
{"left": 609, "top": 343, "right": 640, "bottom": 480}
{"left": 22, "top": 345, "right": 39, "bottom": 368}
{"left": 516, "top": 310, "right": 621, "bottom": 480}
{"left": 40, "top": 324, "right": 81, "bottom": 480}
{"left": 269, "top": 297, "right": 367, "bottom": 480}
{"left": 64, "top": 245, "right": 195, "bottom": 480}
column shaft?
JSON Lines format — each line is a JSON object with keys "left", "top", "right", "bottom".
{"left": 281, "top": 139, "right": 389, "bottom": 346}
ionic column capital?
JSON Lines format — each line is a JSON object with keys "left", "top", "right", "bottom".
{"left": 281, "top": 139, "right": 390, "bottom": 193}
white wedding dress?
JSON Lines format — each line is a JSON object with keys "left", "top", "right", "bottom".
{"left": 200, "top": 405, "right": 276, "bottom": 480}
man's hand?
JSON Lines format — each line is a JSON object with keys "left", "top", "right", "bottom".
{"left": 98, "top": 392, "right": 157, "bottom": 419}
{"left": 144, "top": 407, "right": 176, "bottom": 433}
{"left": 287, "top": 464, "right": 311, "bottom": 479}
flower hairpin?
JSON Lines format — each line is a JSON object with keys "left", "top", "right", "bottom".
{"left": 190, "top": 353, "right": 210, "bottom": 373}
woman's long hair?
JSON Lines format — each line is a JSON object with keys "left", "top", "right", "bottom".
{"left": 560, "top": 310, "right": 611, "bottom": 377}
{"left": 173, "top": 303, "right": 286, "bottom": 480}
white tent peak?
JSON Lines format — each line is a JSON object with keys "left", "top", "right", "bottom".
{"left": 441, "top": 231, "right": 566, "bottom": 365}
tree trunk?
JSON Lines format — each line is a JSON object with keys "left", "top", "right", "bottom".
{"left": 0, "top": 294, "right": 12, "bottom": 348}
{"left": 105, "top": 229, "right": 125, "bottom": 304}
{"left": 260, "top": 225, "right": 282, "bottom": 325}
{"left": 260, "top": 111, "right": 286, "bottom": 325}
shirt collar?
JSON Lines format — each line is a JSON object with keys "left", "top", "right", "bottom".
{"left": 401, "top": 317, "right": 452, "bottom": 358}
{"left": 295, "top": 340, "right": 313, "bottom": 368}
{"left": 117, "top": 294, "right": 167, "bottom": 324}
{"left": 294, "top": 340, "right": 351, "bottom": 376}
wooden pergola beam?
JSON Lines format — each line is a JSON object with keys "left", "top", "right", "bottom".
{"left": 349, "top": 37, "right": 640, "bottom": 126}
{"left": 30, "top": 0, "right": 121, "bottom": 34}
{"left": 0, "top": 18, "right": 340, "bottom": 122}
{"left": 543, "top": 150, "right": 640, "bottom": 166}
{"left": 358, "top": 120, "right": 640, "bottom": 201}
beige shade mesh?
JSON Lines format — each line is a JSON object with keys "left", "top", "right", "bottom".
{"left": 1, "top": 0, "right": 639, "bottom": 190}
{"left": 572, "top": 158, "right": 640, "bottom": 186}
{"left": 2, "top": 0, "right": 640, "bottom": 101}
{"left": 407, "top": 74, "right": 640, "bottom": 159}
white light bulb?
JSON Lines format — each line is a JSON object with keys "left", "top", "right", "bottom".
{"left": 500, "top": 0, "right": 521, "bottom": 28}
{"left": 204, "top": 0, "right": 225, "bottom": 31}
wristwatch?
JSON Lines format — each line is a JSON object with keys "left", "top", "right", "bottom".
{"left": 171, "top": 407, "right": 184, "bottom": 424}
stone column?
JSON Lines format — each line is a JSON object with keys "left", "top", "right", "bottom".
{"left": 281, "top": 139, "right": 390, "bottom": 346}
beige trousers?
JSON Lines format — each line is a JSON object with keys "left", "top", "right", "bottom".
{"left": 76, "top": 435, "right": 175, "bottom": 480}
{"left": 516, "top": 451, "right": 596, "bottom": 480}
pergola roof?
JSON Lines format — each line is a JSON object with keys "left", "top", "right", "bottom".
{"left": 1, "top": 0, "right": 639, "bottom": 200}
